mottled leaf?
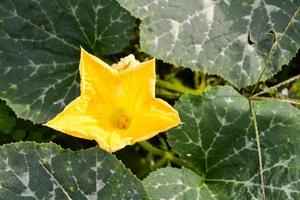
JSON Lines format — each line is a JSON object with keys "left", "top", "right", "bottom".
{"left": 143, "top": 167, "right": 219, "bottom": 200}
{"left": 117, "top": 0, "right": 300, "bottom": 88}
{"left": 0, "top": 0, "right": 135, "bottom": 123}
{"left": 155, "top": 86, "right": 300, "bottom": 199}
{"left": 0, "top": 142, "right": 147, "bottom": 199}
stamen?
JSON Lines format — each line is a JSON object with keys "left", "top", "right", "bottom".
{"left": 111, "top": 54, "right": 140, "bottom": 72}
{"left": 117, "top": 115, "right": 130, "bottom": 129}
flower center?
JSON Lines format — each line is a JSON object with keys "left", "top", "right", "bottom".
{"left": 116, "top": 115, "right": 130, "bottom": 130}
{"left": 111, "top": 54, "right": 140, "bottom": 72}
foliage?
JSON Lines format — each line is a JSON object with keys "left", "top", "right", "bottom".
{"left": 166, "top": 86, "right": 300, "bottom": 199}
{"left": 0, "top": 0, "right": 300, "bottom": 199}
{"left": 0, "top": 142, "right": 147, "bottom": 199}
{"left": 0, "top": 0, "right": 135, "bottom": 123}
{"left": 117, "top": 0, "right": 300, "bottom": 88}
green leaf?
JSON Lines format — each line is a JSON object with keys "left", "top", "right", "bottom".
{"left": 163, "top": 86, "right": 300, "bottom": 199}
{"left": 0, "top": 0, "right": 135, "bottom": 123}
{"left": 0, "top": 142, "right": 147, "bottom": 199}
{"left": 117, "top": 0, "right": 300, "bottom": 88}
{"left": 11, "top": 129, "right": 26, "bottom": 141}
{"left": 0, "top": 101, "right": 16, "bottom": 134}
{"left": 143, "top": 167, "right": 219, "bottom": 200}
{"left": 290, "top": 78, "right": 300, "bottom": 99}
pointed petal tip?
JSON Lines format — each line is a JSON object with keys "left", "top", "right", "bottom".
{"left": 42, "top": 117, "right": 54, "bottom": 128}
{"left": 170, "top": 114, "right": 181, "bottom": 129}
{"left": 80, "top": 47, "right": 100, "bottom": 63}
{"left": 43, "top": 121, "right": 50, "bottom": 127}
{"left": 80, "top": 47, "right": 91, "bottom": 59}
{"left": 42, "top": 116, "right": 62, "bottom": 132}
{"left": 145, "top": 58, "right": 156, "bottom": 73}
{"left": 42, "top": 122, "right": 51, "bottom": 129}
{"left": 145, "top": 57, "right": 156, "bottom": 66}
{"left": 95, "top": 138, "right": 128, "bottom": 153}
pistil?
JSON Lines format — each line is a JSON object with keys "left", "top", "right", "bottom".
{"left": 116, "top": 115, "right": 130, "bottom": 129}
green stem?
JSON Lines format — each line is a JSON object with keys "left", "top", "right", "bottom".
{"left": 156, "top": 79, "right": 202, "bottom": 95}
{"left": 250, "top": 96, "right": 300, "bottom": 105}
{"left": 139, "top": 141, "right": 165, "bottom": 156}
{"left": 152, "top": 157, "right": 168, "bottom": 170}
{"left": 139, "top": 141, "right": 204, "bottom": 176}
{"left": 156, "top": 88, "right": 181, "bottom": 99}
{"left": 252, "top": 74, "right": 300, "bottom": 97}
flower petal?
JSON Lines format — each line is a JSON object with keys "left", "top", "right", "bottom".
{"left": 80, "top": 48, "right": 117, "bottom": 102}
{"left": 45, "top": 50, "right": 181, "bottom": 152}
{"left": 117, "top": 59, "right": 156, "bottom": 111}
{"left": 94, "top": 130, "right": 131, "bottom": 152}
{"left": 44, "top": 97, "right": 109, "bottom": 147}
{"left": 45, "top": 97, "right": 101, "bottom": 141}
{"left": 45, "top": 96, "right": 130, "bottom": 152}
{"left": 128, "top": 98, "right": 180, "bottom": 143}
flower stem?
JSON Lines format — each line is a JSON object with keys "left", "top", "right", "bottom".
{"left": 139, "top": 141, "right": 165, "bottom": 156}
{"left": 139, "top": 141, "right": 203, "bottom": 176}
{"left": 252, "top": 74, "right": 300, "bottom": 97}
{"left": 250, "top": 96, "right": 300, "bottom": 105}
{"left": 152, "top": 157, "right": 168, "bottom": 170}
{"left": 156, "top": 79, "right": 203, "bottom": 95}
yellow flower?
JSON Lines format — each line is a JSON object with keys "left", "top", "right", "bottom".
{"left": 45, "top": 48, "right": 180, "bottom": 152}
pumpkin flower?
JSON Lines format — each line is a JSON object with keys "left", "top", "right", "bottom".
{"left": 45, "top": 48, "right": 180, "bottom": 152}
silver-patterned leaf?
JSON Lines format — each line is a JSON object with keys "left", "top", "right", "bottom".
{"left": 0, "top": 0, "right": 135, "bottom": 123}
{"left": 117, "top": 0, "right": 300, "bottom": 88}
{"left": 153, "top": 86, "right": 300, "bottom": 199}
{"left": 143, "top": 167, "right": 220, "bottom": 200}
{"left": 0, "top": 142, "right": 147, "bottom": 199}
